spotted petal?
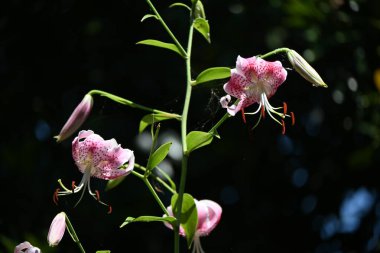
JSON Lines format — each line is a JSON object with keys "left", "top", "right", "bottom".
{"left": 72, "top": 130, "right": 135, "bottom": 180}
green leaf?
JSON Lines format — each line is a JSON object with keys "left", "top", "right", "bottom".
{"left": 120, "top": 216, "right": 176, "bottom": 228}
{"left": 186, "top": 131, "right": 213, "bottom": 154}
{"left": 141, "top": 14, "right": 158, "bottom": 22}
{"left": 155, "top": 165, "right": 177, "bottom": 191}
{"left": 136, "top": 39, "right": 186, "bottom": 58}
{"left": 169, "top": 2, "right": 191, "bottom": 11}
{"left": 194, "top": 67, "right": 231, "bottom": 87}
{"left": 193, "top": 17, "right": 210, "bottom": 43}
{"left": 96, "top": 251, "right": 111, "bottom": 253}
{"left": 105, "top": 176, "right": 126, "bottom": 191}
{"left": 147, "top": 142, "right": 172, "bottom": 171}
{"left": 171, "top": 193, "right": 198, "bottom": 248}
{"left": 139, "top": 113, "right": 179, "bottom": 133}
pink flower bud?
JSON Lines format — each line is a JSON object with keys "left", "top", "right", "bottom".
{"left": 47, "top": 212, "right": 66, "bottom": 247}
{"left": 54, "top": 94, "right": 93, "bottom": 142}
{"left": 14, "top": 241, "right": 41, "bottom": 253}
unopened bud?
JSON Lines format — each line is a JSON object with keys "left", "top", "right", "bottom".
{"left": 54, "top": 94, "right": 93, "bottom": 142}
{"left": 193, "top": 0, "right": 206, "bottom": 19}
{"left": 47, "top": 212, "right": 66, "bottom": 247}
{"left": 287, "top": 49, "right": 328, "bottom": 88}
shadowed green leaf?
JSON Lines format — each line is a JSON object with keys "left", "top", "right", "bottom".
{"left": 147, "top": 142, "right": 172, "bottom": 171}
{"left": 186, "top": 131, "right": 213, "bottom": 154}
{"left": 171, "top": 193, "right": 197, "bottom": 248}
{"left": 96, "top": 251, "right": 111, "bottom": 253}
{"left": 193, "top": 17, "right": 210, "bottom": 43}
{"left": 137, "top": 39, "right": 186, "bottom": 57}
{"left": 105, "top": 176, "right": 126, "bottom": 191}
{"left": 120, "top": 216, "right": 176, "bottom": 228}
{"left": 194, "top": 67, "right": 231, "bottom": 87}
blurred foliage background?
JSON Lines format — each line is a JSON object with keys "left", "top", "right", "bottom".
{"left": 1, "top": 0, "right": 380, "bottom": 252}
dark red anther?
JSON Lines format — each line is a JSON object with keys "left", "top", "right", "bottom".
{"left": 241, "top": 108, "right": 246, "bottom": 124}
{"left": 95, "top": 190, "right": 100, "bottom": 201}
{"left": 283, "top": 102, "right": 288, "bottom": 115}
{"left": 261, "top": 106, "right": 266, "bottom": 119}
{"left": 290, "top": 112, "right": 295, "bottom": 126}
{"left": 71, "top": 181, "right": 76, "bottom": 191}
{"left": 281, "top": 120, "right": 286, "bottom": 135}
{"left": 107, "top": 205, "right": 113, "bottom": 214}
{"left": 53, "top": 188, "right": 60, "bottom": 205}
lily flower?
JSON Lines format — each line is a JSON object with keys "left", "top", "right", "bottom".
{"left": 47, "top": 212, "right": 66, "bottom": 247}
{"left": 220, "top": 55, "right": 294, "bottom": 133}
{"left": 54, "top": 94, "right": 93, "bottom": 143}
{"left": 164, "top": 199, "right": 222, "bottom": 253}
{"left": 14, "top": 241, "right": 41, "bottom": 253}
{"left": 54, "top": 130, "right": 135, "bottom": 212}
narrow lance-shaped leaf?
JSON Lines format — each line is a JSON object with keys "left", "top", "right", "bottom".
{"left": 194, "top": 67, "right": 231, "bottom": 86}
{"left": 120, "top": 216, "right": 176, "bottom": 228}
{"left": 193, "top": 18, "right": 210, "bottom": 43}
{"left": 169, "top": 2, "right": 191, "bottom": 11}
{"left": 147, "top": 142, "right": 172, "bottom": 171}
{"left": 186, "top": 131, "right": 213, "bottom": 154}
{"left": 141, "top": 14, "right": 158, "bottom": 22}
{"left": 137, "top": 39, "right": 186, "bottom": 58}
{"left": 96, "top": 251, "right": 111, "bottom": 253}
{"left": 171, "top": 193, "right": 198, "bottom": 248}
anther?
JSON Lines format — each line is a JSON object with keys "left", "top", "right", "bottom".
{"left": 281, "top": 120, "right": 286, "bottom": 135}
{"left": 107, "top": 205, "right": 113, "bottom": 214}
{"left": 290, "top": 112, "right": 295, "bottom": 126}
{"left": 53, "top": 188, "right": 60, "bottom": 205}
{"left": 71, "top": 181, "right": 76, "bottom": 192}
{"left": 261, "top": 106, "right": 266, "bottom": 119}
{"left": 241, "top": 108, "right": 246, "bottom": 124}
{"left": 283, "top": 102, "right": 288, "bottom": 115}
{"left": 95, "top": 190, "right": 100, "bottom": 201}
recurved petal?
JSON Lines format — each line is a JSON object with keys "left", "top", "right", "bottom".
{"left": 196, "top": 199, "right": 222, "bottom": 236}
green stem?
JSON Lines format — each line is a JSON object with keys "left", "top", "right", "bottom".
{"left": 174, "top": 24, "right": 194, "bottom": 253}
{"left": 65, "top": 214, "right": 86, "bottom": 253}
{"left": 134, "top": 163, "right": 177, "bottom": 195}
{"left": 88, "top": 89, "right": 181, "bottom": 120}
{"left": 259, "top": 47, "right": 290, "bottom": 59}
{"left": 145, "top": 0, "right": 187, "bottom": 58}
{"left": 208, "top": 112, "right": 231, "bottom": 134}
{"left": 131, "top": 170, "right": 169, "bottom": 216}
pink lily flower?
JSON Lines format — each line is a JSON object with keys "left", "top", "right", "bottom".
{"left": 165, "top": 199, "right": 222, "bottom": 253}
{"left": 220, "top": 55, "right": 294, "bottom": 133}
{"left": 47, "top": 212, "right": 66, "bottom": 247}
{"left": 54, "top": 130, "right": 135, "bottom": 211}
{"left": 14, "top": 241, "right": 41, "bottom": 253}
{"left": 54, "top": 94, "right": 93, "bottom": 143}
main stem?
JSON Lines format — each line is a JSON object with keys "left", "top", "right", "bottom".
{"left": 174, "top": 24, "right": 194, "bottom": 253}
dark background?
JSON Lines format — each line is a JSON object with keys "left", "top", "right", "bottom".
{"left": 1, "top": 0, "right": 380, "bottom": 252}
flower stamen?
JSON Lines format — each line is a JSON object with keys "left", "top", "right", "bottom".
{"left": 281, "top": 120, "right": 286, "bottom": 135}
{"left": 107, "top": 205, "right": 113, "bottom": 214}
{"left": 241, "top": 108, "right": 246, "bottom": 123}
{"left": 53, "top": 188, "right": 60, "bottom": 205}
{"left": 95, "top": 190, "right": 100, "bottom": 201}
{"left": 283, "top": 102, "right": 288, "bottom": 115}
{"left": 291, "top": 112, "right": 295, "bottom": 126}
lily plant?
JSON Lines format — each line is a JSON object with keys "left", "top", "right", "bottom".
{"left": 28, "top": 0, "right": 329, "bottom": 253}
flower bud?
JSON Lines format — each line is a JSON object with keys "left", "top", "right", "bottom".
{"left": 47, "top": 212, "right": 66, "bottom": 247}
{"left": 287, "top": 49, "right": 328, "bottom": 88}
{"left": 54, "top": 94, "right": 93, "bottom": 142}
{"left": 14, "top": 241, "right": 41, "bottom": 253}
{"left": 193, "top": 0, "right": 206, "bottom": 19}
